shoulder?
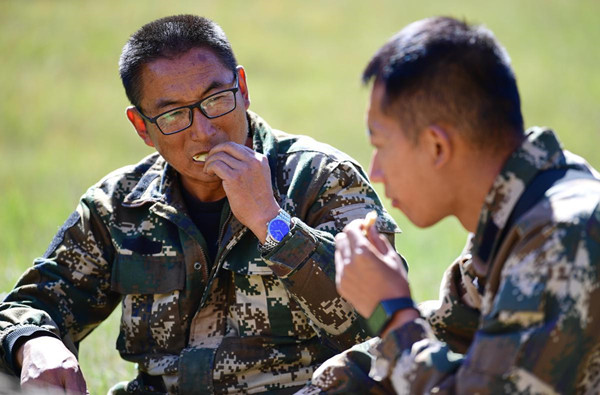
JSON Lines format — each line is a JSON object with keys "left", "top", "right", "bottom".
{"left": 488, "top": 179, "right": 600, "bottom": 333}
{"left": 251, "top": 111, "right": 363, "bottom": 173}
{"left": 500, "top": 172, "right": 600, "bottom": 295}
{"left": 269, "top": 129, "right": 370, "bottom": 188}
{"left": 518, "top": 170, "right": 600, "bottom": 236}
{"left": 82, "top": 152, "right": 163, "bottom": 204}
{"left": 270, "top": 128, "right": 360, "bottom": 165}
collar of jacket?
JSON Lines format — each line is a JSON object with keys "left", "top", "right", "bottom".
{"left": 469, "top": 127, "right": 566, "bottom": 274}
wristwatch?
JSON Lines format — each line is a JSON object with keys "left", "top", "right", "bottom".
{"left": 366, "top": 297, "right": 417, "bottom": 336}
{"left": 261, "top": 209, "right": 292, "bottom": 252}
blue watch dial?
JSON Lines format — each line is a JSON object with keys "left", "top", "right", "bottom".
{"left": 268, "top": 219, "right": 290, "bottom": 242}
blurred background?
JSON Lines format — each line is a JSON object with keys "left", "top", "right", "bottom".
{"left": 1, "top": 0, "right": 599, "bottom": 392}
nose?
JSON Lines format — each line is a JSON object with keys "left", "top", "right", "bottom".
{"left": 188, "top": 107, "right": 216, "bottom": 141}
{"left": 368, "top": 151, "right": 384, "bottom": 183}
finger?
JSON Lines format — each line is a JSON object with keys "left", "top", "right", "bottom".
{"left": 209, "top": 141, "right": 255, "bottom": 161}
{"left": 335, "top": 246, "right": 359, "bottom": 301}
{"left": 334, "top": 233, "right": 351, "bottom": 264}
{"left": 343, "top": 221, "right": 370, "bottom": 251}
{"left": 203, "top": 157, "right": 236, "bottom": 179}
{"left": 64, "top": 370, "right": 88, "bottom": 394}
{"left": 366, "top": 225, "right": 388, "bottom": 254}
{"left": 334, "top": 247, "right": 345, "bottom": 287}
{"left": 204, "top": 150, "right": 245, "bottom": 170}
{"left": 66, "top": 382, "right": 88, "bottom": 394}
{"left": 346, "top": 218, "right": 394, "bottom": 262}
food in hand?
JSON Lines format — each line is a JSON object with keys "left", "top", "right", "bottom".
{"left": 362, "top": 211, "right": 377, "bottom": 235}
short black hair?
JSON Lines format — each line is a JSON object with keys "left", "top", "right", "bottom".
{"left": 119, "top": 14, "right": 237, "bottom": 108}
{"left": 363, "top": 16, "right": 524, "bottom": 151}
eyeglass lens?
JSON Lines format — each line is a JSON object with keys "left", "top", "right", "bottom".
{"left": 157, "top": 90, "right": 237, "bottom": 134}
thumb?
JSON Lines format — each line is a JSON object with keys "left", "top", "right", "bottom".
{"left": 366, "top": 224, "right": 387, "bottom": 254}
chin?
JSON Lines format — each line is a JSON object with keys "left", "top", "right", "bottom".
{"left": 403, "top": 211, "right": 442, "bottom": 229}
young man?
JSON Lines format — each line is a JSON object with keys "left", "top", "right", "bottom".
{"left": 308, "top": 16, "right": 600, "bottom": 393}
{"left": 0, "top": 15, "right": 398, "bottom": 393}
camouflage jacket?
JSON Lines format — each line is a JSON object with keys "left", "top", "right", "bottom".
{"left": 305, "top": 127, "right": 600, "bottom": 394}
{"left": 0, "top": 112, "right": 399, "bottom": 394}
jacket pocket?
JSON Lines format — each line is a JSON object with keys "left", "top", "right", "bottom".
{"left": 111, "top": 254, "right": 184, "bottom": 294}
{"left": 111, "top": 254, "right": 187, "bottom": 356}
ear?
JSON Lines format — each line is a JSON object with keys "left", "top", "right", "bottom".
{"left": 422, "top": 125, "right": 451, "bottom": 168}
{"left": 236, "top": 65, "right": 251, "bottom": 110}
{"left": 126, "top": 106, "right": 155, "bottom": 148}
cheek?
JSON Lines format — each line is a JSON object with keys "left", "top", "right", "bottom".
{"left": 216, "top": 111, "right": 247, "bottom": 143}
{"left": 231, "top": 116, "right": 249, "bottom": 143}
{"left": 385, "top": 154, "right": 423, "bottom": 198}
{"left": 379, "top": 150, "right": 404, "bottom": 177}
{"left": 153, "top": 135, "right": 184, "bottom": 160}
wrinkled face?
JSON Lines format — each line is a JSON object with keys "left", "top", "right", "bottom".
{"left": 136, "top": 47, "right": 250, "bottom": 191}
{"left": 367, "top": 83, "right": 443, "bottom": 228}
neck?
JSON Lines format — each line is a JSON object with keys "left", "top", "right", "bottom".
{"left": 181, "top": 178, "right": 226, "bottom": 203}
{"left": 455, "top": 147, "right": 515, "bottom": 233}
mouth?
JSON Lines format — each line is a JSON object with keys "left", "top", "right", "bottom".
{"left": 192, "top": 152, "right": 208, "bottom": 162}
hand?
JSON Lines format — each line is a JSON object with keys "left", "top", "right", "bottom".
{"left": 204, "top": 142, "right": 280, "bottom": 242}
{"left": 335, "top": 218, "right": 412, "bottom": 318}
{"left": 17, "top": 336, "right": 88, "bottom": 394}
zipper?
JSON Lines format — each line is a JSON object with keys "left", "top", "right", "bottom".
{"left": 215, "top": 210, "right": 233, "bottom": 262}
{"left": 195, "top": 204, "right": 231, "bottom": 286}
{"left": 197, "top": 210, "right": 233, "bottom": 309}
{"left": 199, "top": 243, "right": 210, "bottom": 285}
{"left": 204, "top": 209, "right": 233, "bottom": 290}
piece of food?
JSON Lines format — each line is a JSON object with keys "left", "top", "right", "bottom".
{"left": 193, "top": 153, "right": 208, "bottom": 162}
{"left": 362, "top": 210, "right": 377, "bottom": 234}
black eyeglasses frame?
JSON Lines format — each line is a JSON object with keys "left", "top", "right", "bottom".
{"left": 136, "top": 72, "right": 239, "bottom": 136}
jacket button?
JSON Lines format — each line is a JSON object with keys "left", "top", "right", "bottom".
{"left": 193, "top": 262, "right": 202, "bottom": 270}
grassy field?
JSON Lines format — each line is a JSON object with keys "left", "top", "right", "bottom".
{"left": 1, "top": 0, "right": 599, "bottom": 393}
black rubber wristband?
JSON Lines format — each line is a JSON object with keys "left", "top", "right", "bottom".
{"left": 366, "top": 297, "right": 417, "bottom": 336}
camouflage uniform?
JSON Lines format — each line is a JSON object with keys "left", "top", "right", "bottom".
{"left": 0, "top": 111, "right": 399, "bottom": 394}
{"left": 305, "top": 127, "right": 600, "bottom": 394}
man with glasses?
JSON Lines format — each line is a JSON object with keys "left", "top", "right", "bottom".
{"left": 0, "top": 15, "right": 398, "bottom": 394}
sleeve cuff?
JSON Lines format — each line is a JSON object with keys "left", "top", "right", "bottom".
{"left": 261, "top": 219, "right": 318, "bottom": 277}
{"left": 2, "top": 325, "right": 61, "bottom": 375}
{"left": 378, "top": 318, "right": 430, "bottom": 362}
{"left": 369, "top": 318, "right": 430, "bottom": 381}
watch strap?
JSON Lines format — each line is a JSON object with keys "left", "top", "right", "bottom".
{"left": 366, "top": 297, "right": 417, "bottom": 336}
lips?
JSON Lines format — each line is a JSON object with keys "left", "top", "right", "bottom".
{"left": 192, "top": 152, "right": 208, "bottom": 162}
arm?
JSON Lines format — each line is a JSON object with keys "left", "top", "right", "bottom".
{"left": 204, "top": 143, "right": 399, "bottom": 349}
{"left": 261, "top": 161, "right": 399, "bottom": 349}
{"left": 0, "top": 194, "right": 120, "bottom": 389}
{"left": 355, "top": 222, "right": 599, "bottom": 393}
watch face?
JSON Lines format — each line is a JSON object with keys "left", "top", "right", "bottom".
{"left": 366, "top": 303, "right": 386, "bottom": 336}
{"left": 268, "top": 219, "right": 290, "bottom": 242}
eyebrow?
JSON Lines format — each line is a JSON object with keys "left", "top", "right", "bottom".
{"left": 154, "top": 78, "right": 230, "bottom": 111}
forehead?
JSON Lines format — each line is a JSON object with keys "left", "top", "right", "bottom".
{"left": 145, "top": 47, "right": 227, "bottom": 75}
{"left": 138, "top": 47, "right": 230, "bottom": 105}
{"left": 367, "top": 83, "right": 403, "bottom": 139}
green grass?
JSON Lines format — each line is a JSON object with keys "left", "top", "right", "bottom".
{"left": 1, "top": 1, "right": 599, "bottom": 393}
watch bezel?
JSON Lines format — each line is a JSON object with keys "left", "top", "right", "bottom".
{"left": 365, "top": 303, "right": 387, "bottom": 336}
{"left": 261, "top": 209, "right": 292, "bottom": 252}
{"left": 268, "top": 218, "right": 290, "bottom": 242}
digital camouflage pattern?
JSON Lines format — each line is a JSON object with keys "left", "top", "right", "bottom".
{"left": 303, "top": 127, "right": 600, "bottom": 394}
{"left": 0, "top": 111, "right": 399, "bottom": 394}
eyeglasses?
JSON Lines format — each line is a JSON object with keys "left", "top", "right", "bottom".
{"left": 137, "top": 72, "right": 239, "bottom": 135}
